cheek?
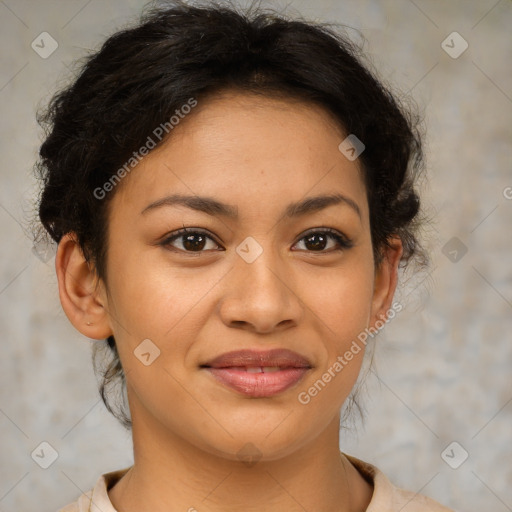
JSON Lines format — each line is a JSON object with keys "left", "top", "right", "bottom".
{"left": 105, "top": 242, "right": 216, "bottom": 339}
{"left": 299, "top": 258, "right": 375, "bottom": 344}
{"left": 294, "top": 258, "right": 375, "bottom": 402}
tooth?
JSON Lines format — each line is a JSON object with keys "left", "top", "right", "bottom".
{"left": 262, "top": 367, "right": 281, "bottom": 373}
{"left": 246, "top": 367, "right": 263, "bottom": 373}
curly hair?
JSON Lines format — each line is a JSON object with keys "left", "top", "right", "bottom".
{"left": 34, "top": 0, "right": 427, "bottom": 430}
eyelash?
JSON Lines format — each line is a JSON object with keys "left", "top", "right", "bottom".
{"left": 160, "top": 227, "right": 353, "bottom": 254}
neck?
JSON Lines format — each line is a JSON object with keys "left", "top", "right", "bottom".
{"left": 108, "top": 414, "right": 373, "bottom": 512}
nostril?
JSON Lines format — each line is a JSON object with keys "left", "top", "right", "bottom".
{"left": 231, "top": 320, "right": 247, "bottom": 327}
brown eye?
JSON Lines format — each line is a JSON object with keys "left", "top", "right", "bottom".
{"left": 304, "top": 233, "right": 329, "bottom": 251}
{"left": 293, "top": 229, "right": 353, "bottom": 252}
{"left": 161, "top": 228, "right": 221, "bottom": 252}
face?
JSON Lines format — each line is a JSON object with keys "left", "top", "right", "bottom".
{"left": 96, "top": 91, "right": 395, "bottom": 461}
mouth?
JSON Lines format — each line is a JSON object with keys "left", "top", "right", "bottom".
{"left": 201, "top": 349, "right": 312, "bottom": 398}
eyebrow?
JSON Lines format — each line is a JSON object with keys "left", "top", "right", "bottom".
{"left": 141, "top": 192, "right": 361, "bottom": 220}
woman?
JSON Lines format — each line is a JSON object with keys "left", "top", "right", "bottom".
{"left": 34, "top": 1, "right": 453, "bottom": 510}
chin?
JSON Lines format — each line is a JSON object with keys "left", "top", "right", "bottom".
{"left": 192, "top": 418, "right": 320, "bottom": 464}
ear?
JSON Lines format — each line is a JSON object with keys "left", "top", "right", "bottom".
{"left": 55, "top": 233, "right": 112, "bottom": 340}
{"left": 369, "top": 236, "right": 403, "bottom": 326}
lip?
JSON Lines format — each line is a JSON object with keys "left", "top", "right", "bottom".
{"left": 201, "top": 349, "right": 312, "bottom": 398}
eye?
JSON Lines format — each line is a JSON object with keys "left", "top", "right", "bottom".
{"left": 160, "top": 227, "right": 352, "bottom": 254}
{"left": 160, "top": 227, "right": 223, "bottom": 253}
{"left": 292, "top": 228, "right": 353, "bottom": 253}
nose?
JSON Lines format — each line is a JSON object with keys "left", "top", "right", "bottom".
{"left": 218, "top": 248, "right": 304, "bottom": 334}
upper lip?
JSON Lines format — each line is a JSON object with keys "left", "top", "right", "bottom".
{"left": 202, "top": 349, "right": 312, "bottom": 369}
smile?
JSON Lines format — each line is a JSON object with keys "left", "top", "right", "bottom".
{"left": 201, "top": 349, "right": 312, "bottom": 398}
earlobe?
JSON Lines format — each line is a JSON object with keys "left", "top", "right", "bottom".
{"left": 370, "top": 236, "right": 403, "bottom": 325}
{"left": 55, "top": 233, "right": 112, "bottom": 340}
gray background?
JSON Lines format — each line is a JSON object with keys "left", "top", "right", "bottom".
{"left": 0, "top": 0, "right": 511, "bottom": 510}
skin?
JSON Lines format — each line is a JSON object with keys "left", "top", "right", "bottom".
{"left": 56, "top": 90, "right": 402, "bottom": 512}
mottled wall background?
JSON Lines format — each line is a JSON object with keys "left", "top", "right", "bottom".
{"left": 0, "top": 0, "right": 511, "bottom": 511}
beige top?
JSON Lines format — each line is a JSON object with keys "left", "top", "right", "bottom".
{"left": 58, "top": 453, "right": 454, "bottom": 511}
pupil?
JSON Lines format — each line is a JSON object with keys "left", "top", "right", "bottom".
{"left": 306, "top": 233, "right": 326, "bottom": 251}
{"left": 183, "top": 234, "right": 206, "bottom": 251}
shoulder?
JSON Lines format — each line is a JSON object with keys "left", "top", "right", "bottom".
{"left": 343, "top": 452, "right": 455, "bottom": 512}
{"left": 389, "top": 486, "right": 455, "bottom": 512}
{"left": 56, "top": 491, "right": 90, "bottom": 512}
{"left": 56, "top": 467, "right": 131, "bottom": 512}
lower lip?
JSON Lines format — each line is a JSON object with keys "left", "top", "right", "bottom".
{"left": 205, "top": 368, "right": 309, "bottom": 398}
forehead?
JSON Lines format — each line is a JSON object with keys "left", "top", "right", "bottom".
{"left": 110, "top": 91, "right": 368, "bottom": 222}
